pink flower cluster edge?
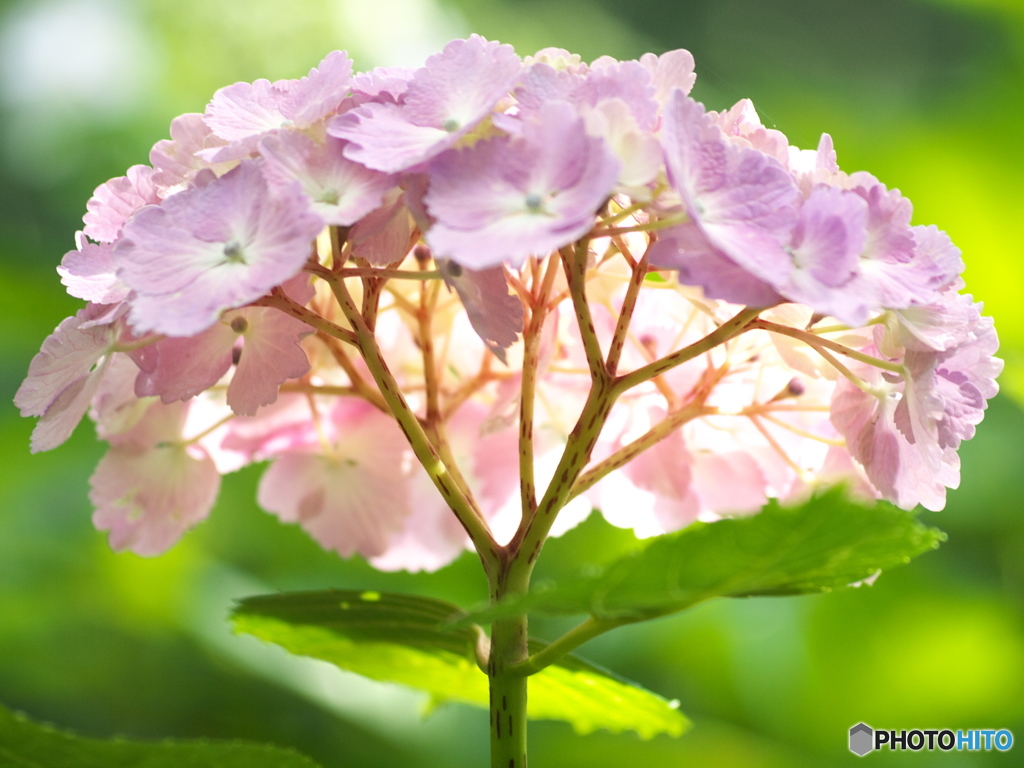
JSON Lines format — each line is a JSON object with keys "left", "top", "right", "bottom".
{"left": 16, "top": 36, "right": 1001, "bottom": 569}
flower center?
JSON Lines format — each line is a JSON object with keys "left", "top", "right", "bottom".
{"left": 525, "top": 193, "right": 544, "bottom": 212}
{"left": 222, "top": 240, "right": 246, "bottom": 264}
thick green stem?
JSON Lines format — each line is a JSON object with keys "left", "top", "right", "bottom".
{"left": 489, "top": 614, "right": 529, "bottom": 768}
{"left": 487, "top": 556, "right": 531, "bottom": 768}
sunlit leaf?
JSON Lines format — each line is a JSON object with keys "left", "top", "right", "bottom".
{"left": 232, "top": 590, "right": 688, "bottom": 738}
{"left": 466, "top": 489, "right": 945, "bottom": 623}
{"left": 0, "top": 702, "right": 322, "bottom": 768}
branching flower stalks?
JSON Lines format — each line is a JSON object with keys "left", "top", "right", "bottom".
{"left": 17, "top": 36, "right": 1000, "bottom": 767}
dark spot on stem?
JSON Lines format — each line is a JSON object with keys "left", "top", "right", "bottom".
{"left": 528, "top": 541, "right": 542, "bottom": 564}
{"left": 502, "top": 695, "right": 507, "bottom": 711}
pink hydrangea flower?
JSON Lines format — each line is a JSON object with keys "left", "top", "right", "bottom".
{"left": 259, "top": 132, "right": 396, "bottom": 226}
{"left": 776, "top": 184, "right": 870, "bottom": 324}
{"left": 202, "top": 50, "right": 354, "bottom": 161}
{"left": 831, "top": 293, "right": 1000, "bottom": 511}
{"left": 90, "top": 400, "right": 220, "bottom": 555}
{"left": 424, "top": 100, "right": 620, "bottom": 268}
{"left": 257, "top": 400, "right": 414, "bottom": 558}
{"left": 654, "top": 90, "right": 800, "bottom": 304}
{"left": 114, "top": 160, "right": 324, "bottom": 336}
{"left": 15, "top": 306, "right": 122, "bottom": 452}
{"left": 16, "top": 37, "right": 1001, "bottom": 573}
{"left": 329, "top": 35, "right": 522, "bottom": 173}
{"left": 135, "top": 306, "right": 312, "bottom": 416}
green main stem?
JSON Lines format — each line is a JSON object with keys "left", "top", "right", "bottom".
{"left": 305, "top": 231, "right": 767, "bottom": 767}
{"left": 489, "top": 607, "right": 529, "bottom": 768}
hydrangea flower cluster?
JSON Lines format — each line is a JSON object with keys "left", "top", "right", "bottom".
{"left": 17, "top": 36, "right": 1000, "bottom": 570}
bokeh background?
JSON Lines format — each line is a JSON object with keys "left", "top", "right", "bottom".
{"left": 1, "top": 0, "right": 1022, "bottom": 765}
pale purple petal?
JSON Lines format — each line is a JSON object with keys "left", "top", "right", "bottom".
{"left": 525, "top": 48, "right": 586, "bottom": 72}
{"left": 402, "top": 35, "right": 521, "bottom": 131}
{"left": 661, "top": 91, "right": 799, "bottom": 288}
{"left": 581, "top": 98, "right": 663, "bottom": 189}
{"left": 58, "top": 236, "right": 130, "bottom": 304}
{"left": 640, "top": 48, "right": 696, "bottom": 104}
{"left": 134, "top": 324, "right": 236, "bottom": 404}
{"left": 780, "top": 185, "right": 871, "bottom": 323}
{"left": 260, "top": 132, "right": 395, "bottom": 226}
{"left": 512, "top": 62, "right": 577, "bottom": 115}
{"left": 827, "top": 326, "right": 994, "bottom": 513}
{"left": 712, "top": 99, "right": 789, "bottom": 164}
{"left": 882, "top": 288, "right": 981, "bottom": 354}
{"left": 257, "top": 401, "right": 412, "bottom": 558}
{"left": 690, "top": 451, "right": 769, "bottom": 515}
{"left": 149, "top": 113, "right": 231, "bottom": 191}
{"left": 911, "top": 224, "right": 963, "bottom": 291}
{"left": 516, "top": 57, "right": 657, "bottom": 132}
{"left": 843, "top": 180, "right": 937, "bottom": 310}
{"left": 91, "top": 353, "right": 152, "bottom": 440}
{"left": 648, "top": 223, "right": 782, "bottom": 306}
{"left": 576, "top": 58, "right": 658, "bottom": 130}
{"left": 602, "top": 417, "right": 701, "bottom": 534}
{"left": 439, "top": 260, "right": 524, "bottom": 363}
{"left": 350, "top": 66, "right": 414, "bottom": 103}
{"left": 28, "top": 363, "right": 105, "bottom": 453}
{"left": 330, "top": 102, "right": 451, "bottom": 172}
{"left": 228, "top": 307, "right": 312, "bottom": 415}
{"left": 15, "top": 309, "right": 117, "bottom": 450}
{"left": 205, "top": 78, "right": 288, "bottom": 141}
{"left": 280, "top": 50, "right": 354, "bottom": 126}
{"left": 83, "top": 165, "right": 160, "bottom": 243}
{"left": 368, "top": 469, "right": 469, "bottom": 572}
{"left": 348, "top": 189, "right": 415, "bottom": 266}
{"left": 133, "top": 306, "right": 311, "bottom": 416}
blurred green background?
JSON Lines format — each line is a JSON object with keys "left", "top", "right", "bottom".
{"left": 1, "top": 0, "right": 1022, "bottom": 765}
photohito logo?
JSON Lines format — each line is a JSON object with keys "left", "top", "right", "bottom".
{"left": 849, "top": 723, "right": 1014, "bottom": 755}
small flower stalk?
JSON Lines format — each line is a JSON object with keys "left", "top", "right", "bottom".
{"left": 17, "top": 35, "right": 1000, "bottom": 767}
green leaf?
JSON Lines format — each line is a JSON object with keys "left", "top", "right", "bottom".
{"left": 467, "top": 488, "right": 946, "bottom": 623}
{"left": 232, "top": 590, "right": 688, "bottom": 739}
{"left": 0, "top": 701, "right": 322, "bottom": 768}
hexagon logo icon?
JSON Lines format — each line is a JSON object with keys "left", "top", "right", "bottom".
{"left": 849, "top": 723, "right": 874, "bottom": 756}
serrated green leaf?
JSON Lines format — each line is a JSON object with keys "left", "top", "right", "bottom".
{"left": 0, "top": 702, "right": 322, "bottom": 768}
{"left": 466, "top": 488, "right": 946, "bottom": 624}
{"left": 232, "top": 590, "right": 687, "bottom": 739}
